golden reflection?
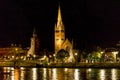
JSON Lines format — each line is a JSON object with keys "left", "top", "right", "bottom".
{"left": 43, "top": 68, "right": 47, "bottom": 80}
{"left": 3, "top": 74, "right": 10, "bottom": 80}
{"left": 14, "top": 69, "right": 20, "bottom": 80}
{"left": 10, "top": 68, "right": 14, "bottom": 80}
{"left": 20, "top": 67, "right": 25, "bottom": 70}
{"left": 48, "top": 68, "right": 52, "bottom": 79}
{"left": 64, "top": 68, "right": 68, "bottom": 72}
{"left": 86, "top": 68, "right": 92, "bottom": 79}
{"left": 111, "top": 69, "right": 117, "bottom": 80}
{"left": 3, "top": 67, "right": 11, "bottom": 73}
{"left": 11, "top": 67, "right": 14, "bottom": 71}
{"left": 20, "top": 67, "right": 26, "bottom": 80}
{"left": 87, "top": 68, "right": 91, "bottom": 72}
{"left": 74, "top": 69, "right": 79, "bottom": 80}
{"left": 32, "top": 68, "right": 37, "bottom": 80}
{"left": 99, "top": 69, "right": 105, "bottom": 80}
{"left": 10, "top": 68, "right": 20, "bottom": 80}
{"left": 52, "top": 68, "right": 57, "bottom": 80}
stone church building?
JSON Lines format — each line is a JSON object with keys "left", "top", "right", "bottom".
{"left": 54, "top": 5, "right": 75, "bottom": 62}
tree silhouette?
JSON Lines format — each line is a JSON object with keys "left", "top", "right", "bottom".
{"left": 56, "top": 49, "right": 69, "bottom": 63}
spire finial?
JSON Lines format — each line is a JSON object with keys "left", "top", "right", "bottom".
{"left": 33, "top": 27, "right": 37, "bottom": 37}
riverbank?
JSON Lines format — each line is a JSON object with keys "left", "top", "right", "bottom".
{"left": 0, "top": 61, "right": 36, "bottom": 67}
{"left": 40, "top": 63, "right": 120, "bottom": 68}
{"left": 0, "top": 61, "right": 120, "bottom": 68}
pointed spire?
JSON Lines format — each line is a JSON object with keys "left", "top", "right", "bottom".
{"left": 33, "top": 27, "right": 36, "bottom": 34}
{"left": 57, "top": 4, "right": 62, "bottom": 22}
{"left": 72, "top": 39, "right": 74, "bottom": 48}
{"left": 33, "top": 27, "right": 37, "bottom": 37}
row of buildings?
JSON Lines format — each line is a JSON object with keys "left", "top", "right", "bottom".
{"left": 27, "top": 5, "right": 76, "bottom": 62}
{"left": 0, "top": 5, "right": 119, "bottom": 63}
{"left": 0, "top": 5, "right": 78, "bottom": 63}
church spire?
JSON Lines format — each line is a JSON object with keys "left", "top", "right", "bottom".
{"left": 57, "top": 4, "right": 62, "bottom": 23}
{"left": 33, "top": 27, "right": 36, "bottom": 34}
{"left": 33, "top": 27, "right": 37, "bottom": 37}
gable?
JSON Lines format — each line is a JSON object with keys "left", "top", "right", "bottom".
{"left": 62, "top": 38, "right": 72, "bottom": 50}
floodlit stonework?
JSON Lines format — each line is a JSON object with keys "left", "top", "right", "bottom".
{"left": 54, "top": 5, "right": 75, "bottom": 62}
{"left": 27, "top": 28, "right": 39, "bottom": 56}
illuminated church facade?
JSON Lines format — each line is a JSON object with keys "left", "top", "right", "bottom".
{"left": 54, "top": 6, "right": 75, "bottom": 62}
{"left": 27, "top": 5, "right": 75, "bottom": 62}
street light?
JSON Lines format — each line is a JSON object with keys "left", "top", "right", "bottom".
{"left": 75, "top": 53, "right": 77, "bottom": 56}
{"left": 75, "top": 53, "right": 78, "bottom": 63}
{"left": 53, "top": 54, "right": 56, "bottom": 63}
{"left": 101, "top": 51, "right": 104, "bottom": 54}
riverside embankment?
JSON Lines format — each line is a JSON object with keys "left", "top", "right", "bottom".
{"left": 0, "top": 61, "right": 36, "bottom": 67}
{"left": 0, "top": 61, "right": 120, "bottom": 68}
{"left": 45, "top": 63, "right": 120, "bottom": 68}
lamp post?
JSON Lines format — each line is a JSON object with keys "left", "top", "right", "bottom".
{"left": 100, "top": 51, "right": 104, "bottom": 62}
{"left": 53, "top": 54, "right": 56, "bottom": 63}
{"left": 75, "top": 53, "right": 78, "bottom": 64}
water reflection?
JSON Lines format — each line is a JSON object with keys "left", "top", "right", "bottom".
{"left": 10, "top": 67, "right": 19, "bottom": 80}
{"left": 43, "top": 68, "right": 47, "bottom": 80}
{"left": 3, "top": 74, "right": 10, "bottom": 80}
{"left": 0, "top": 67, "right": 120, "bottom": 80}
{"left": 86, "top": 68, "right": 91, "bottom": 79}
{"left": 20, "top": 67, "right": 26, "bottom": 80}
{"left": 3, "top": 67, "right": 11, "bottom": 73}
{"left": 111, "top": 69, "right": 117, "bottom": 80}
{"left": 74, "top": 69, "right": 79, "bottom": 80}
{"left": 52, "top": 68, "right": 57, "bottom": 80}
{"left": 99, "top": 69, "right": 106, "bottom": 80}
{"left": 14, "top": 68, "right": 20, "bottom": 80}
{"left": 32, "top": 68, "right": 37, "bottom": 80}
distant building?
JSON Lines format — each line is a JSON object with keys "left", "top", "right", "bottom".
{"left": 27, "top": 28, "right": 39, "bottom": 56}
{"left": 0, "top": 44, "right": 25, "bottom": 58}
{"left": 104, "top": 48, "right": 119, "bottom": 62}
{"left": 54, "top": 5, "right": 75, "bottom": 62}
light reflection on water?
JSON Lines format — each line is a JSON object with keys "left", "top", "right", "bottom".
{"left": 20, "top": 67, "right": 26, "bottom": 80}
{"left": 74, "top": 69, "right": 79, "bottom": 80}
{"left": 0, "top": 67, "right": 120, "bottom": 80}
{"left": 111, "top": 69, "right": 117, "bottom": 80}
{"left": 32, "top": 68, "right": 37, "bottom": 80}
{"left": 99, "top": 69, "right": 106, "bottom": 80}
{"left": 52, "top": 68, "right": 57, "bottom": 80}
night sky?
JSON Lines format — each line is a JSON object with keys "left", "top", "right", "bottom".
{"left": 0, "top": 0, "right": 120, "bottom": 51}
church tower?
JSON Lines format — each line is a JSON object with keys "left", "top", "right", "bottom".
{"left": 27, "top": 28, "right": 39, "bottom": 56}
{"left": 54, "top": 4, "right": 75, "bottom": 63}
{"left": 54, "top": 5, "right": 65, "bottom": 54}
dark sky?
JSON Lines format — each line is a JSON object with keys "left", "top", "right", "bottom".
{"left": 0, "top": 0, "right": 120, "bottom": 51}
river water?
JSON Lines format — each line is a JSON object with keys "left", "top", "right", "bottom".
{"left": 0, "top": 67, "right": 120, "bottom": 80}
